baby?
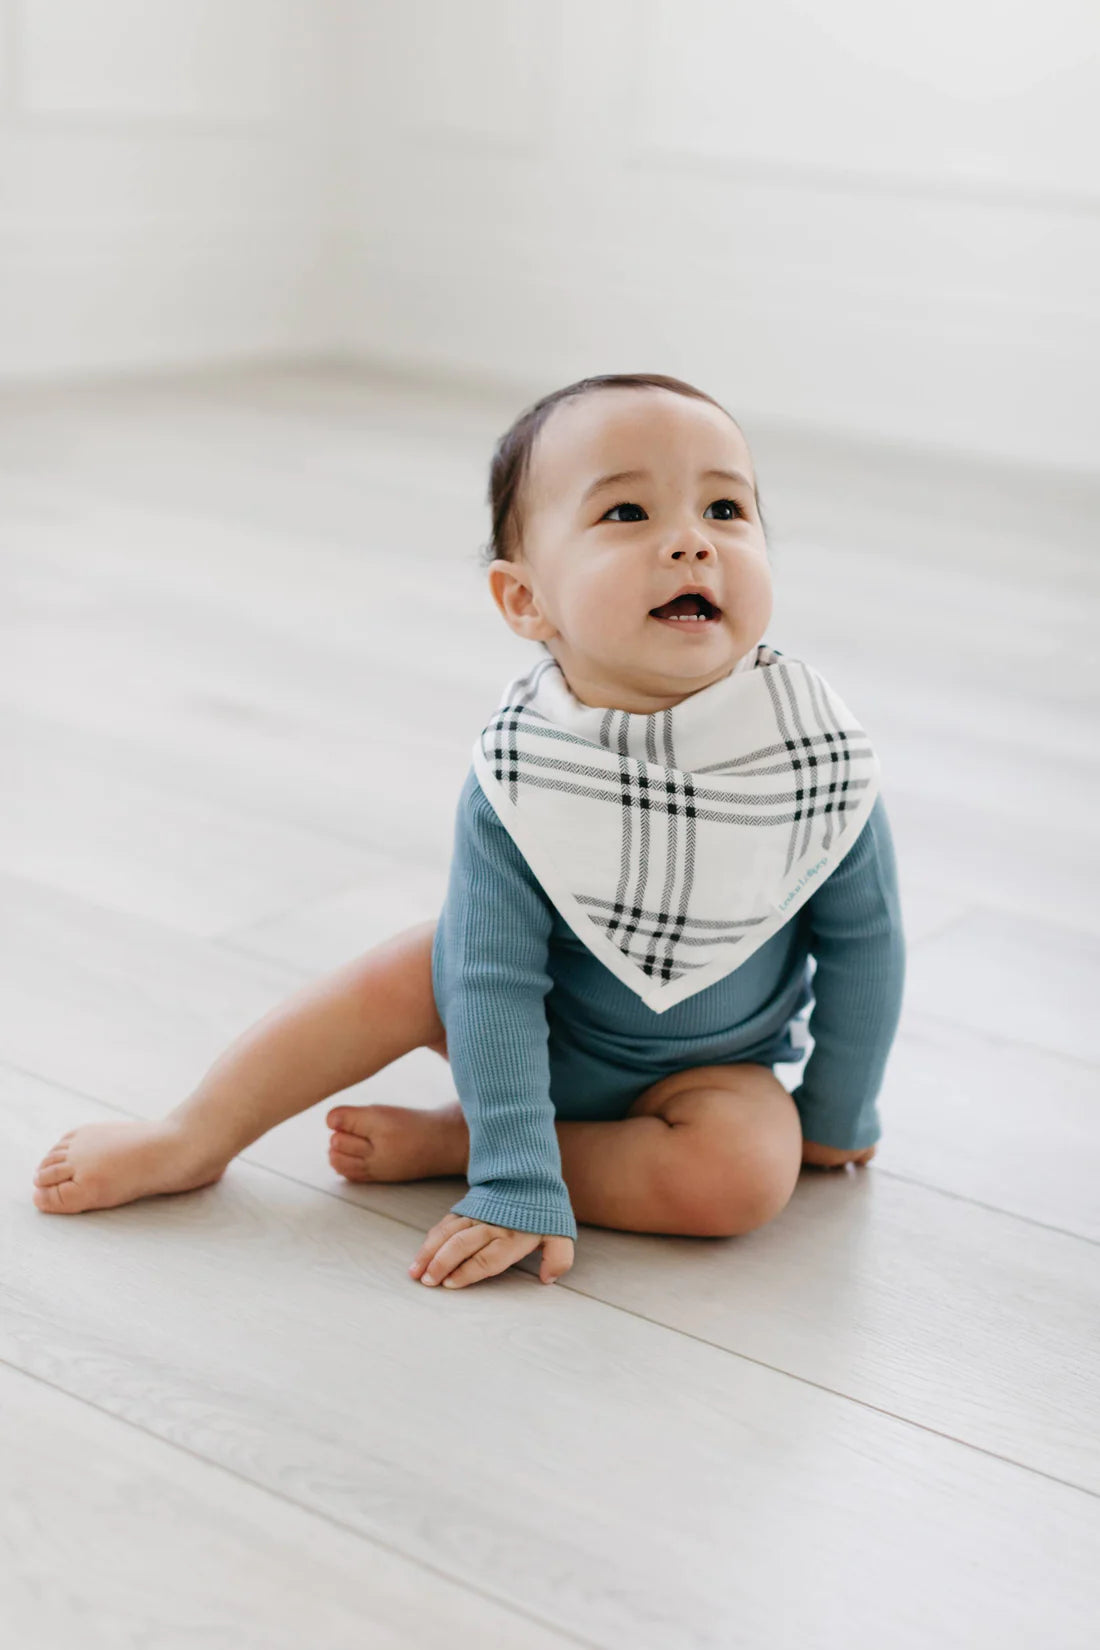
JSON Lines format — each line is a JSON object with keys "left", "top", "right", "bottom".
{"left": 31, "top": 372, "right": 906, "bottom": 1292}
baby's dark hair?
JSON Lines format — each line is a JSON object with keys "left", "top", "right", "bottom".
{"left": 478, "top": 371, "right": 764, "bottom": 570}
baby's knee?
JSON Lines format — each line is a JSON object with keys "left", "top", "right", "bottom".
{"left": 660, "top": 1089, "right": 801, "bottom": 1238}
{"left": 679, "top": 1165, "right": 794, "bottom": 1239}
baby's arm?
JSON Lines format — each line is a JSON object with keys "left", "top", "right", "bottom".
{"left": 432, "top": 768, "right": 578, "bottom": 1244}
{"left": 789, "top": 792, "right": 907, "bottom": 1155}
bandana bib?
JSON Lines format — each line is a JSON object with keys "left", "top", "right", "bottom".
{"left": 470, "top": 642, "right": 882, "bottom": 1014}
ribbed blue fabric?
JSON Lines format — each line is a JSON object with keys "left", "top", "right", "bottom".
{"left": 431, "top": 765, "right": 906, "bottom": 1241}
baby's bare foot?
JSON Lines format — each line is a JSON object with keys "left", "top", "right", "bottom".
{"left": 32, "top": 1119, "right": 228, "bottom": 1215}
{"left": 326, "top": 1101, "right": 468, "bottom": 1183}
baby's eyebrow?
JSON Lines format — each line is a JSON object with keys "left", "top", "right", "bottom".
{"left": 580, "top": 466, "right": 753, "bottom": 503}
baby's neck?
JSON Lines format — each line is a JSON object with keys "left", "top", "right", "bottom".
{"left": 555, "top": 640, "right": 759, "bottom": 714}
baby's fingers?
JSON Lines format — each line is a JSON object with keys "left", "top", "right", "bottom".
{"left": 539, "top": 1236, "right": 575, "bottom": 1285}
{"left": 439, "top": 1235, "right": 536, "bottom": 1290}
{"left": 409, "top": 1213, "right": 473, "bottom": 1280}
{"left": 414, "top": 1220, "right": 516, "bottom": 1287}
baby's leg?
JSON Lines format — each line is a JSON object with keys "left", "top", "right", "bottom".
{"left": 556, "top": 1064, "right": 803, "bottom": 1235}
{"left": 335, "top": 1056, "right": 803, "bottom": 1240}
{"left": 32, "top": 919, "right": 446, "bottom": 1215}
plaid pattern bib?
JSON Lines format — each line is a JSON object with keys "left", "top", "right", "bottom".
{"left": 471, "top": 643, "right": 882, "bottom": 1014}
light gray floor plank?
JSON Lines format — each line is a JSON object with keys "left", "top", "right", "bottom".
{"left": 0, "top": 1362, "right": 576, "bottom": 1650}
{"left": 0, "top": 871, "right": 312, "bottom": 1116}
{"left": 871, "top": 1013, "right": 1100, "bottom": 1239}
{"left": 0, "top": 708, "right": 387, "bottom": 938}
{"left": 4, "top": 1073, "right": 1098, "bottom": 1650}
{"left": 903, "top": 904, "right": 1099, "bottom": 1059}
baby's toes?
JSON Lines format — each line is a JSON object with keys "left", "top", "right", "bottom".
{"left": 328, "top": 1128, "right": 372, "bottom": 1182}
{"left": 330, "top": 1149, "right": 370, "bottom": 1182}
{"left": 329, "top": 1128, "right": 369, "bottom": 1158}
{"left": 327, "top": 1106, "right": 375, "bottom": 1138}
{"left": 34, "top": 1159, "right": 75, "bottom": 1187}
{"left": 33, "top": 1177, "right": 93, "bottom": 1214}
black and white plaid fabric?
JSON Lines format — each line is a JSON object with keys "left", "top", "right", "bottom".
{"left": 471, "top": 642, "right": 882, "bottom": 1014}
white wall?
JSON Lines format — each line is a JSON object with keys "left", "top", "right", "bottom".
{"left": 345, "top": 0, "right": 1100, "bottom": 472}
{"left": 2, "top": 1, "right": 1098, "bottom": 472}
{"left": 0, "top": 0, "right": 346, "bottom": 376}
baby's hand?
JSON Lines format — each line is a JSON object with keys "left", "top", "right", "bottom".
{"left": 408, "top": 1213, "right": 575, "bottom": 1291}
{"left": 801, "top": 1139, "right": 877, "bottom": 1170}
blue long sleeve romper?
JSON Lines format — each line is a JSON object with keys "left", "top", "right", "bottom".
{"left": 431, "top": 764, "right": 906, "bottom": 1243}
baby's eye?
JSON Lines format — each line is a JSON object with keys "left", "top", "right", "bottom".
{"left": 600, "top": 497, "right": 745, "bottom": 524}
{"left": 601, "top": 501, "right": 647, "bottom": 523}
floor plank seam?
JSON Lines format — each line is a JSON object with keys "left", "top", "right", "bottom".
{"left": 903, "top": 905, "right": 982, "bottom": 944}
{"left": 866, "top": 1166, "right": 1098, "bottom": 1246}
{"left": 537, "top": 1296, "right": 1100, "bottom": 1500}
{"left": 904, "top": 1007, "right": 1100, "bottom": 1073}
{"left": 207, "top": 936, "right": 317, "bottom": 974}
{"left": 4, "top": 704, "right": 443, "bottom": 865}
{"left": 210, "top": 868, "right": 428, "bottom": 947}
{"left": 0, "top": 865, "right": 313, "bottom": 978}
{"left": 0, "top": 1351, "right": 601, "bottom": 1650}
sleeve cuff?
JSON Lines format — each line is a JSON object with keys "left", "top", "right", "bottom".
{"left": 449, "top": 1188, "right": 578, "bottom": 1242}
{"left": 791, "top": 1094, "right": 882, "bottom": 1153}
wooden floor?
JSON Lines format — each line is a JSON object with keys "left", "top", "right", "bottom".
{"left": 2, "top": 362, "right": 1098, "bottom": 1649}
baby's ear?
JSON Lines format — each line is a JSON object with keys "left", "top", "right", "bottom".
{"left": 487, "top": 562, "right": 554, "bottom": 640}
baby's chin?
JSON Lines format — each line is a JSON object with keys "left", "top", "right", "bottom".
{"left": 578, "top": 627, "right": 752, "bottom": 685}
{"left": 551, "top": 615, "right": 757, "bottom": 669}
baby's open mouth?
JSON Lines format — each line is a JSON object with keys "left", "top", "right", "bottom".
{"left": 649, "top": 592, "right": 722, "bottom": 624}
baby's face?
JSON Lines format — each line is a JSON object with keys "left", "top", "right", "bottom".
{"left": 488, "top": 388, "right": 772, "bottom": 712}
